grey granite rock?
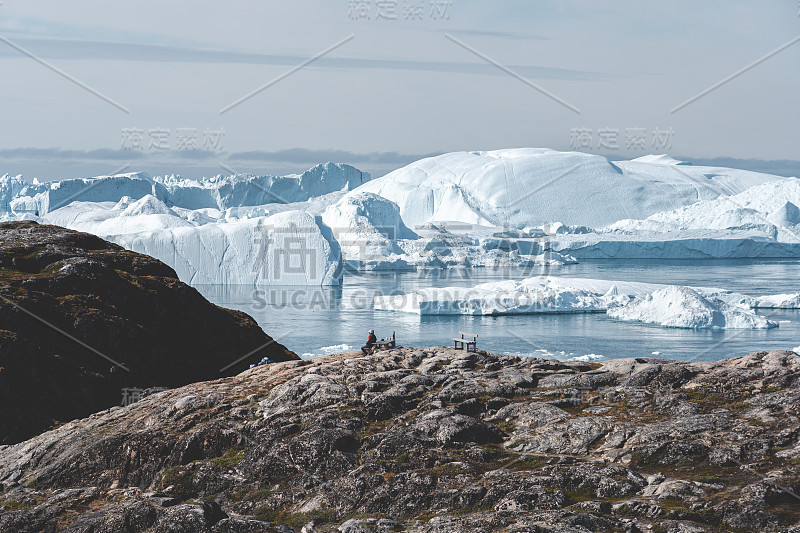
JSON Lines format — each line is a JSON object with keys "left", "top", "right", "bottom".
{"left": 2, "top": 347, "right": 800, "bottom": 531}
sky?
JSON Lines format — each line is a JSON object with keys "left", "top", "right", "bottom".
{"left": 0, "top": 0, "right": 798, "bottom": 181}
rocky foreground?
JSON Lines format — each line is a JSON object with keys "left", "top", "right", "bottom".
{"left": 2, "top": 346, "right": 800, "bottom": 532}
{"left": 0, "top": 221, "right": 296, "bottom": 444}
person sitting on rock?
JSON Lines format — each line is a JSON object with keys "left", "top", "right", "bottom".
{"left": 361, "top": 329, "right": 377, "bottom": 355}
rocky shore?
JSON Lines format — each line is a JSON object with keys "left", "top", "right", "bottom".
{"left": 2, "top": 345, "right": 800, "bottom": 532}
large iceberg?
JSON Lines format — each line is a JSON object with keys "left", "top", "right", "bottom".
{"left": 6, "top": 173, "right": 157, "bottom": 216}
{"left": 113, "top": 208, "right": 342, "bottom": 286}
{"left": 3, "top": 163, "right": 369, "bottom": 216}
{"left": 350, "top": 149, "right": 786, "bottom": 229}
{"left": 44, "top": 195, "right": 343, "bottom": 286}
{"left": 607, "top": 286, "right": 779, "bottom": 329}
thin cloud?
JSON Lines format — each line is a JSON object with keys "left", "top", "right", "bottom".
{"left": 0, "top": 147, "right": 144, "bottom": 161}
{"left": 439, "top": 29, "right": 550, "bottom": 41}
{"left": 0, "top": 37, "right": 604, "bottom": 81}
{"left": 228, "top": 148, "right": 442, "bottom": 166}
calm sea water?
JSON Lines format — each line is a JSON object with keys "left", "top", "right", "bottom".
{"left": 196, "top": 259, "right": 800, "bottom": 364}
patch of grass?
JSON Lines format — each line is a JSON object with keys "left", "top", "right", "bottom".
{"left": 431, "top": 463, "right": 468, "bottom": 477}
{"left": 339, "top": 408, "right": 363, "bottom": 420}
{"left": 208, "top": 446, "right": 245, "bottom": 471}
{"left": 694, "top": 474, "right": 724, "bottom": 485}
{"left": 358, "top": 420, "right": 391, "bottom": 438}
{"left": 658, "top": 496, "right": 691, "bottom": 512}
{"left": 669, "top": 465, "right": 738, "bottom": 484}
{"left": 564, "top": 486, "right": 598, "bottom": 503}
{"left": 684, "top": 387, "right": 748, "bottom": 414}
{"left": 252, "top": 507, "right": 337, "bottom": 528}
{"left": 480, "top": 443, "right": 513, "bottom": 462}
{"left": 514, "top": 456, "right": 548, "bottom": 471}
{"left": 629, "top": 451, "right": 650, "bottom": 466}
{"left": 160, "top": 466, "right": 198, "bottom": 501}
{"left": 233, "top": 487, "right": 276, "bottom": 502}
{"left": 495, "top": 420, "right": 516, "bottom": 433}
{"left": 0, "top": 497, "right": 39, "bottom": 512}
{"left": 657, "top": 497, "right": 722, "bottom": 526}
{"left": 395, "top": 452, "right": 410, "bottom": 464}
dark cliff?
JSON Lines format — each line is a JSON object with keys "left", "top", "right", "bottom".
{"left": 0, "top": 221, "right": 296, "bottom": 444}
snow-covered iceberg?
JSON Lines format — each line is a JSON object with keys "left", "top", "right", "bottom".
{"left": 534, "top": 177, "right": 800, "bottom": 259}
{"left": 321, "top": 192, "right": 418, "bottom": 270}
{"left": 753, "top": 293, "right": 800, "bottom": 309}
{"left": 607, "top": 286, "right": 778, "bottom": 329}
{"left": 20, "top": 164, "right": 366, "bottom": 286}
{"left": 607, "top": 178, "right": 800, "bottom": 239}
{"left": 44, "top": 196, "right": 342, "bottom": 286}
{"left": 155, "top": 163, "right": 370, "bottom": 210}
{"left": 3, "top": 163, "right": 369, "bottom": 216}
{"left": 375, "top": 276, "right": 789, "bottom": 329}
{"left": 374, "top": 284, "right": 609, "bottom": 315}
{"left": 6, "top": 172, "right": 158, "bottom": 216}
{"left": 351, "top": 148, "right": 786, "bottom": 229}
{"left": 319, "top": 191, "right": 576, "bottom": 270}
{"left": 114, "top": 209, "right": 342, "bottom": 286}
{"left": 374, "top": 277, "right": 641, "bottom": 315}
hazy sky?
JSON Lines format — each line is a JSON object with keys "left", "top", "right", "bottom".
{"left": 0, "top": 1, "right": 798, "bottom": 180}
